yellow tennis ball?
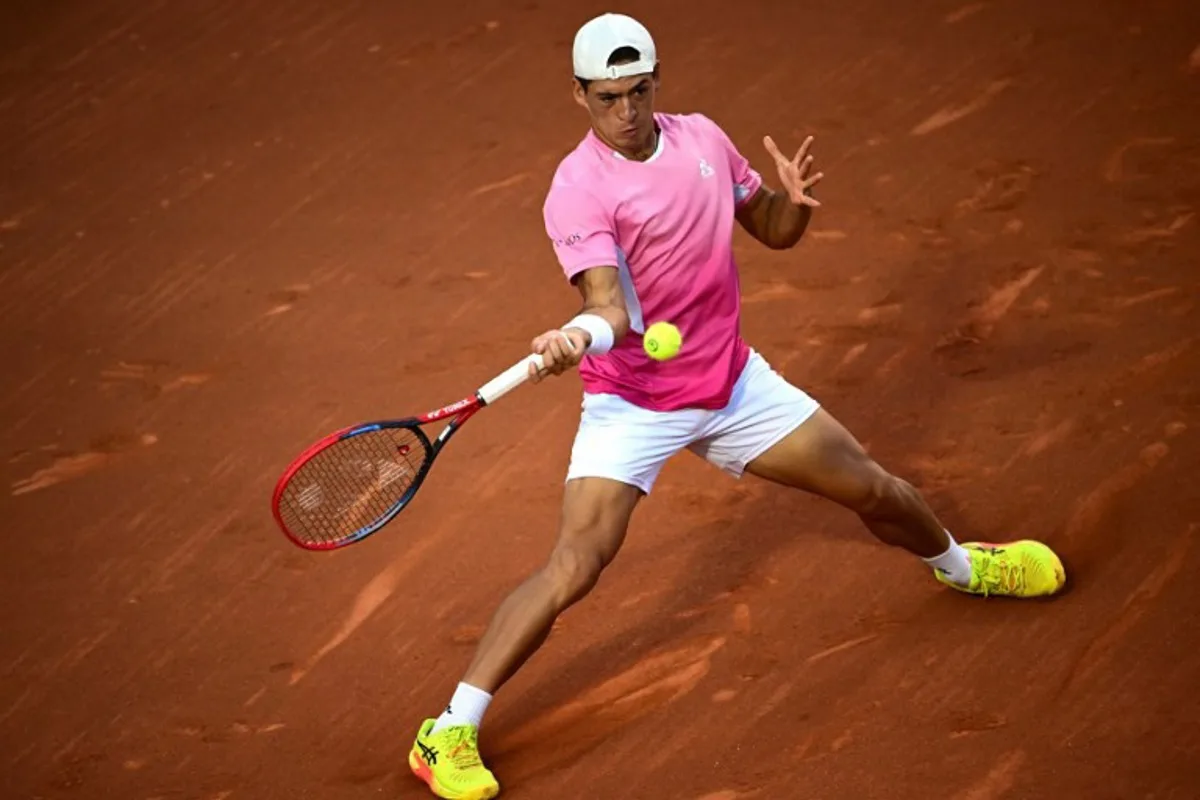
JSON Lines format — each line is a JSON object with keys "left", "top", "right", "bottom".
{"left": 643, "top": 321, "right": 683, "bottom": 361}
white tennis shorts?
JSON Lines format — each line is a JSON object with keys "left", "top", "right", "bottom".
{"left": 566, "top": 349, "right": 821, "bottom": 493}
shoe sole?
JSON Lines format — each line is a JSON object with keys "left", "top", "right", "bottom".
{"left": 408, "top": 749, "right": 499, "bottom": 800}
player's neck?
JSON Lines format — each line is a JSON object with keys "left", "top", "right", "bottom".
{"left": 597, "top": 125, "right": 660, "bottom": 162}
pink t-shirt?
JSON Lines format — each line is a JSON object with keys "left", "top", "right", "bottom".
{"left": 543, "top": 112, "right": 763, "bottom": 412}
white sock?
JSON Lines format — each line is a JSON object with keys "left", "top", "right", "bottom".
{"left": 430, "top": 682, "right": 492, "bottom": 734}
{"left": 923, "top": 531, "right": 973, "bottom": 587}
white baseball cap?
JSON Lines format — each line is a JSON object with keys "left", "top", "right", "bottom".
{"left": 572, "top": 13, "right": 657, "bottom": 81}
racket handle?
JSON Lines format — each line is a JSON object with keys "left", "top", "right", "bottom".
{"left": 478, "top": 353, "right": 547, "bottom": 405}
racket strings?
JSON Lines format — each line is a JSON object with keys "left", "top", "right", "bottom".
{"left": 277, "top": 427, "right": 427, "bottom": 547}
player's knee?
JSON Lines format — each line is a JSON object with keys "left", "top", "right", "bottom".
{"left": 543, "top": 542, "right": 607, "bottom": 610}
{"left": 854, "top": 470, "right": 916, "bottom": 521}
{"left": 541, "top": 479, "right": 636, "bottom": 610}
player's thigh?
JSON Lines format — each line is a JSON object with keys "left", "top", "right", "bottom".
{"left": 552, "top": 392, "right": 701, "bottom": 574}
{"left": 687, "top": 350, "right": 822, "bottom": 481}
{"left": 550, "top": 476, "right": 644, "bottom": 574}
{"left": 566, "top": 392, "right": 703, "bottom": 495}
{"left": 743, "top": 406, "right": 889, "bottom": 510}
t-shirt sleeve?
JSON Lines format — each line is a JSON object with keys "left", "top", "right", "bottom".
{"left": 703, "top": 116, "right": 764, "bottom": 209}
{"left": 542, "top": 181, "right": 618, "bottom": 282}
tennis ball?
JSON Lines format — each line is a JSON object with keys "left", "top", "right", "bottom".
{"left": 643, "top": 321, "right": 683, "bottom": 361}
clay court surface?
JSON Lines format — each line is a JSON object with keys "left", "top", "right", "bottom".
{"left": 3, "top": 0, "right": 1199, "bottom": 797}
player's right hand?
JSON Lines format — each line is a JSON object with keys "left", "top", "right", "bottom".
{"left": 529, "top": 328, "right": 589, "bottom": 382}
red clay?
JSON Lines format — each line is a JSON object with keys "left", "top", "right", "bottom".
{"left": 2, "top": 1, "right": 1198, "bottom": 798}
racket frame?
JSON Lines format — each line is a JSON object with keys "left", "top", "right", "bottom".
{"left": 271, "top": 353, "right": 544, "bottom": 550}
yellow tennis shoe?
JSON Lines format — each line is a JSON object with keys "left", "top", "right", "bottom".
{"left": 409, "top": 719, "right": 500, "bottom": 800}
{"left": 938, "top": 540, "right": 1066, "bottom": 597}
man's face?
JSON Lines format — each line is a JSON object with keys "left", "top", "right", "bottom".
{"left": 574, "top": 71, "right": 659, "bottom": 153}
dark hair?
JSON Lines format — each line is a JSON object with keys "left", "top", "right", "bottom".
{"left": 576, "top": 46, "right": 643, "bottom": 91}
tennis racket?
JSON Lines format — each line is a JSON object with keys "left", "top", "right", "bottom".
{"left": 271, "top": 352, "right": 547, "bottom": 551}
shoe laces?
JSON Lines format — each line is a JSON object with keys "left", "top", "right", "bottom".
{"left": 974, "top": 547, "right": 1026, "bottom": 596}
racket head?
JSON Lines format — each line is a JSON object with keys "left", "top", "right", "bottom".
{"left": 271, "top": 420, "right": 437, "bottom": 550}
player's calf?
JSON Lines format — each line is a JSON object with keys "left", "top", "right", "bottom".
{"left": 848, "top": 469, "right": 949, "bottom": 557}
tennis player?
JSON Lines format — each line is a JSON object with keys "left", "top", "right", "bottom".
{"left": 408, "top": 13, "right": 1066, "bottom": 799}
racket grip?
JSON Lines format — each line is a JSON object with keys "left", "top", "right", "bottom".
{"left": 478, "top": 353, "right": 546, "bottom": 405}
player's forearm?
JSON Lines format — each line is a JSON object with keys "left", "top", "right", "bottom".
{"left": 763, "top": 190, "right": 813, "bottom": 249}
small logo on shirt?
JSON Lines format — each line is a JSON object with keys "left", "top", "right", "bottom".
{"left": 552, "top": 232, "right": 582, "bottom": 248}
{"left": 698, "top": 158, "right": 715, "bottom": 178}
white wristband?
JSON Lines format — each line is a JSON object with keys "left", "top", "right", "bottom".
{"left": 563, "top": 313, "right": 615, "bottom": 355}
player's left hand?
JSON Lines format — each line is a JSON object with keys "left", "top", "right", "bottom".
{"left": 763, "top": 135, "right": 824, "bottom": 207}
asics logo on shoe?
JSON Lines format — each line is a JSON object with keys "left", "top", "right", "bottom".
{"left": 417, "top": 741, "right": 438, "bottom": 765}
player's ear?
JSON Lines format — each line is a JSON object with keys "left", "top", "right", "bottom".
{"left": 572, "top": 78, "right": 588, "bottom": 108}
